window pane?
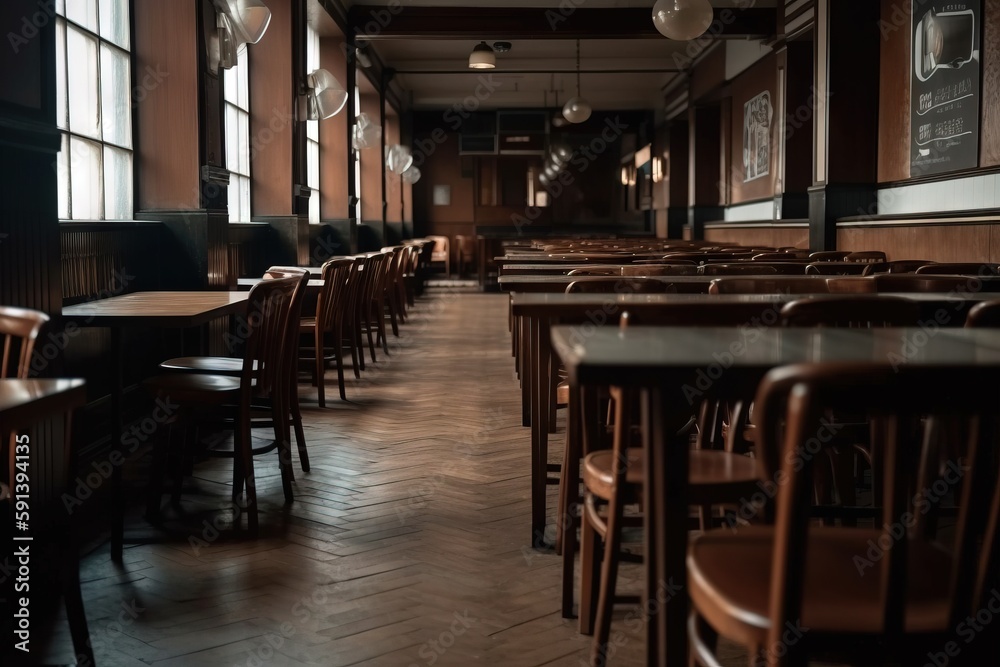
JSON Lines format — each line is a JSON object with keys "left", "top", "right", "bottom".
{"left": 99, "top": 0, "right": 129, "bottom": 49}
{"left": 69, "top": 137, "right": 103, "bottom": 219}
{"left": 100, "top": 44, "right": 131, "bottom": 148}
{"left": 237, "top": 46, "right": 249, "bottom": 109}
{"left": 67, "top": 26, "right": 101, "bottom": 139}
{"left": 237, "top": 110, "right": 249, "bottom": 175}
{"left": 307, "top": 118, "right": 318, "bottom": 142}
{"left": 308, "top": 140, "right": 319, "bottom": 188}
{"left": 55, "top": 19, "right": 67, "bottom": 129}
{"left": 56, "top": 0, "right": 65, "bottom": 15}
{"left": 225, "top": 104, "right": 239, "bottom": 174}
{"left": 57, "top": 134, "right": 70, "bottom": 219}
{"left": 104, "top": 146, "right": 132, "bottom": 219}
{"left": 66, "top": 0, "right": 98, "bottom": 32}
{"left": 309, "top": 188, "right": 319, "bottom": 224}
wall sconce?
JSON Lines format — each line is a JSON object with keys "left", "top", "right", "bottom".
{"left": 385, "top": 145, "right": 414, "bottom": 174}
{"left": 621, "top": 166, "right": 630, "bottom": 186}
{"left": 353, "top": 112, "right": 382, "bottom": 149}
{"left": 652, "top": 156, "right": 666, "bottom": 183}
{"left": 401, "top": 165, "right": 421, "bottom": 184}
{"left": 468, "top": 41, "right": 496, "bottom": 69}
{"left": 298, "top": 69, "right": 348, "bottom": 120}
{"left": 213, "top": 0, "right": 271, "bottom": 70}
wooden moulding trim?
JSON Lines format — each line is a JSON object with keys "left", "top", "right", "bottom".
{"left": 837, "top": 216, "right": 1000, "bottom": 228}
{"left": 703, "top": 221, "right": 809, "bottom": 229}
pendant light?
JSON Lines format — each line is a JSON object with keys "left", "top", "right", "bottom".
{"left": 562, "top": 40, "right": 591, "bottom": 124}
{"left": 652, "top": 0, "right": 714, "bottom": 41}
{"left": 468, "top": 41, "right": 496, "bottom": 69}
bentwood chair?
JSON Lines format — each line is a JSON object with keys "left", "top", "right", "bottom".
{"left": 0, "top": 306, "right": 49, "bottom": 378}
{"left": 427, "top": 235, "right": 450, "bottom": 277}
{"left": 455, "top": 234, "right": 476, "bottom": 278}
{"left": 916, "top": 262, "right": 1000, "bottom": 275}
{"left": 965, "top": 300, "right": 1000, "bottom": 327}
{"left": 688, "top": 363, "right": 1000, "bottom": 667}
{"left": 301, "top": 258, "right": 354, "bottom": 405}
{"left": 860, "top": 260, "right": 935, "bottom": 275}
{"left": 575, "top": 311, "right": 761, "bottom": 664}
{"left": 144, "top": 272, "right": 307, "bottom": 535}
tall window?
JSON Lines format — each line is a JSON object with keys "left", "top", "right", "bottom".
{"left": 353, "top": 85, "right": 362, "bottom": 221}
{"left": 224, "top": 47, "right": 251, "bottom": 223}
{"left": 306, "top": 24, "right": 321, "bottom": 224}
{"left": 55, "top": 0, "right": 133, "bottom": 220}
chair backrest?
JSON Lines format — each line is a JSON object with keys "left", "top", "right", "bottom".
{"left": 0, "top": 306, "right": 50, "bottom": 378}
{"left": 707, "top": 277, "right": 831, "bottom": 295}
{"left": 427, "top": 235, "right": 449, "bottom": 260}
{"left": 699, "top": 263, "right": 779, "bottom": 276}
{"left": 860, "top": 260, "right": 934, "bottom": 276}
{"left": 565, "top": 278, "right": 676, "bottom": 294}
{"left": 752, "top": 363, "right": 1000, "bottom": 653}
{"left": 964, "top": 300, "right": 1000, "bottom": 327}
{"left": 455, "top": 234, "right": 474, "bottom": 255}
{"left": 844, "top": 250, "right": 887, "bottom": 263}
{"left": 620, "top": 264, "right": 700, "bottom": 276}
{"left": 872, "top": 274, "right": 975, "bottom": 293}
{"left": 779, "top": 295, "right": 921, "bottom": 327}
{"left": 807, "top": 250, "right": 851, "bottom": 261}
{"left": 566, "top": 268, "right": 619, "bottom": 276}
{"left": 315, "top": 258, "right": 355, "bottom": 332}
{"left": 825, "top": 276, "right": 877, "bottom": 293}
{"left": 805, "top": 262, "right": 868, "bottom": 275}
{"left": 243, "top": 271, "right": 307, "bottom": 398}
{"left": 916, "top": 263, "right": 1000, "bottom": 276}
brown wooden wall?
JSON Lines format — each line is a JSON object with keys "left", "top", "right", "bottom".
{"left": 703, "top": 224, "right": 809, "bottom": 248}
{"left": 319, "top": 37, "right": 350, "bottom": 221}
{"left": 359, "top": 81, "right": 383, "bottom": 223}
{"left": 385, "top": 112, "right": 403, "bottom": 224}
{"left": 730, "top": 53, "right": 777, "bottom": 204}
{"left": 249, "top": 0, "right": 295, "bottom": 216}
{"left": 134, "top": 0, "right": 200, "bottom": 209}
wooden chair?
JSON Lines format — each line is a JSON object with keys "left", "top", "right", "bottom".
{"left": 426, "top": 235, "right": 450, "bottom": 276}
{"left": 576, "top": 311, "right": 761, "bottom": 664}
{"left": 916, "top": 262, "right": 1000, "bottom": 275}
{"left": 699, "top": 264, "right": 780, "bottom": 276}
{"left": 455, "top": 234, "right": 476, "bottom": 277}
{"left": 302, "top": 258, "right": 355, "bottom": 404}
{"left": 825, "top": 276, "right": 877, "bottom": 293}
{"left": 844, "top": 250, "right": 887, "bottom": 263}
{"left": 861, "top": 260, "right": 935, "bottom": 275}
{"left": 805, "top": 262, "right": 868, "bottom": 275}
{"left": 620, "top": 264, "right": 700, "bottom": 276}
{"left": 872, "top": 274, "right": 975, "bottom": 293}
{"left": 688, "top": 363, "right": 1000, "bottom": 667}
{"left": 0, "top": 306, "right": 49, "bottom": 378}
{"left": 807, "top": 250, "right": 851, "bottom": 261}
{"left": 566, "top": 277, "right": 699, "bottom": 294}
{"left": 964, "top": 300, "right": 1000, "bottom": 327}
{"left": 143, "top": 272, "right": 307, "bottom": 535}
{"left": 779, "top": 294, "right": 921, "bottom": 327}
{"left": 707, "top": 277, "right": 831, "bottom": 295}
{"left": 752, "top": 251, "right": 811, "bottom": 261}
{"left": 566, "top": 268, "right": 620, "bottom": 277}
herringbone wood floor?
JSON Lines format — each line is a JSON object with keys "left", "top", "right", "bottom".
{"left": 40, "top": 287, "right": 760, "bottom": 666}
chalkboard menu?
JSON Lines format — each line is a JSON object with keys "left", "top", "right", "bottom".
{"left": 911, "top": 0, "right": 981, "bottom": 176}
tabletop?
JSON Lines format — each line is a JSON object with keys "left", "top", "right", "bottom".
{"left": 63, "top": 291, "right": 249, "bottom": 327}
{"left": 0, "top": 378, "right": 87, "bottom": 428}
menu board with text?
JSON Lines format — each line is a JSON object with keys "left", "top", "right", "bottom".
{"left": 910, "top": 0, "right": 981, "bottom": 176}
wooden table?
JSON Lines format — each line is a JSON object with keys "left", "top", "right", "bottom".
{"left": 1, "top": 378, "right": 91, "bottom": 665}
{"left": 62, "top": 291, "right": 249, "bottom": 561}
{"left": 551, "top": 324, "right": 1000, "bottom": 666}
{"left": 512, "top": 291, "right": 990, "bottom": 551}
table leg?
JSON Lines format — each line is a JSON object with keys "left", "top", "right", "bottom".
{"left": 530, "top": 316, "right": 547, "bottom": 548}
{"left": 110, "top": 328, "right": 124, "bottom": 562}
{"left": 643, "top": 386, "right": 689, "bottom": 666}
{"left": 521, "top": 315, "right": 530, "bottom": 427}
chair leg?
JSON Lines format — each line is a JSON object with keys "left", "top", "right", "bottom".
{"left": 579, "top": 506, "right": 600, "bottom": 636}
{"left": 315, "top": 327, "right": 326, "bottom": 409}
{"left": 334, "top": 323, "right": 347, "bottom": 401}
{"left": 592, "top": 491, "right": 625, "bottom": 665}
{"left": 234, "top": 413, "right": 258, "bottom": 535}
{"left": 274, "top": 396, "right": 294, "bottom": 504}
{"left": 290, "top": 386, "right": 309, "bottom": 473}
{"left": 61, "top": 553, "right": 95, "bottom": 667}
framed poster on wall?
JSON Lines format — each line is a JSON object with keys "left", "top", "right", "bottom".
{"left": 743, "top": 90, "right": 772, "bottom": 182}
{"left": 910, "top": 0, "right": 981, "bottom": 176}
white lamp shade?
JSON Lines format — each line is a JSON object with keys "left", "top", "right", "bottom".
{"left": 652, "top": 0, "right": 714, "bottom": 41}
{"left": 306, "top": 69, "right": 348, "bottom": 120}
{"left": 551, "top": 113, "right": 568, "bottom": 128}
{"left": 538, "top": 172, "right": 550, "bottom": 186}
{"left": 353, "top": 112, "right": 382, "bottom": 149}
{"left": 215, "top": 0, "right": 271, "bottom": 44}
{"left": 562, "top": 97, "right": 592, "bottom": 124}
{"left": 550, "top": 143, "right": 573, "bottom": 164}
{"left": 401, "top": 165, "right": 421, "bottom": 184}
{"left": 469, "top": 41, "right": 496, "bottom": 69}
{"left": 385, "top": 144, "right": 414, "bottom": 174}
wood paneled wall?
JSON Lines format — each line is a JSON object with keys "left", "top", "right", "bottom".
{"left": 319, "top": 37, "right": 350, "bottom": 221}
{"left": 385, "top": 111, "right": 403, "bottom": 224}
{"left": 249, "top": 0, "right": 295, "bottom": 216}
{"left": 134, "top": 0, "right": 200, "bottom": 209}
{"left": 703, "top": 223, "right": 809, "bottom": 248}
{"left": 982, "top": 0, "right": 1000, "bottom": 167}
{"left": 359, "top": 82, "right": 383, "bottom": 223}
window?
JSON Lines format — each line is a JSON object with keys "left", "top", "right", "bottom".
{"left": 306, "top": 24, "right": 321, "bottom": 224}
{"left": 353, "top": 85, "right": 362, "bottom": 221}
{"left": 224, "top": 46, "right": 251, "bottom": 223}
{"left": 55, "top": 0, "right": 133, "bottom": 220}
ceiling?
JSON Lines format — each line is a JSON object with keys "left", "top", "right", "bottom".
{"left": 331, "top": 1, "right": 778, "bottom": 113}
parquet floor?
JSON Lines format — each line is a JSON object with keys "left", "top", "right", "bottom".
{"left": 39, "top": 286, "right": 757, "bottom": 666}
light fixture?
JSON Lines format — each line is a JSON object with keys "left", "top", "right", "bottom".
{"left": 468, "top": 41, "right": 496, "bottom": 69}
{"left": 385, "top": 144, "right": 414, "bottom": 174}
{"left": 352, "top": 112, "right": 381, "bottom": 149}
{"left": 298, "top": 68, "right": 348, "bottom": 120}
{"left": 213, "top": 0, "right": 271, "bottom": 70}
{"left": 401, "top": 165, "right": 421, "bottom": 184}
{"left": 652, "top": 0, "right": 714, "bottom": 41}
{"left": 562, "top": 40, "right": 591, "bottom": 124}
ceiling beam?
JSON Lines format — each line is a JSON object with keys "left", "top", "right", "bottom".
{"left": 348, "top": 6, "right": 776, "bottom": 41}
